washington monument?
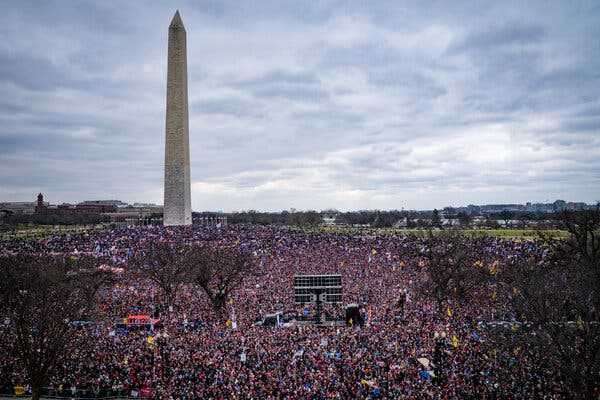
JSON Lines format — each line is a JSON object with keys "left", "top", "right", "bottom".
{"left": 163, "top": 10, "right": 192, "bottom": 226}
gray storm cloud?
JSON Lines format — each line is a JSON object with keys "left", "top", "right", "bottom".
{"left": 0, "top": 0, "right": 599, "bottom": 210}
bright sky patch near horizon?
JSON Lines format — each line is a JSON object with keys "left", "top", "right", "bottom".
{"left": 0, "top": 0, "right": 599, "bottom": 211}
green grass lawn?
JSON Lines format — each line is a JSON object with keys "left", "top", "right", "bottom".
{"left": 312, "top": 225, "right": 570, "bottom": 240}
{"left": 0, "top": 224, "right": 110, "bottom": 240}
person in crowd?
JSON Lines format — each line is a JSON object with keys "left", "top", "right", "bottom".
{"left": 0, "top": 224, "right": 558, "bottom": 399}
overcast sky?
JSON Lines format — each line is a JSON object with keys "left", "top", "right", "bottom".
{"left": 1, "top": 1, "right": 599, "bottom": 211}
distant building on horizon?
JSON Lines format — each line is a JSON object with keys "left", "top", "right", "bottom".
{"left": 78, "top": 200, "right": 129, "bottom": 208}
{"left": 443, "top": 199, "right": 594, "bottom": 216}
{"left": 0, "top": 194, "right": 166, "bottom": 224}
{"left": 0, "top": 201, "right": 39, "bottom": 215}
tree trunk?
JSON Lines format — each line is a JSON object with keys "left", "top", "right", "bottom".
{"left": 31, "top": 384, "right": 42, "bottom": 400}
{"left": 212, "top": 295, "right": 228, "bottom": 320}
{"left": 437, "top": 297, "right": 445, "bottom": 316}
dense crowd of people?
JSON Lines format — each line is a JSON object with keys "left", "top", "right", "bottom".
{"left": 0, "top": 224, "right": 575, "bottom": 398}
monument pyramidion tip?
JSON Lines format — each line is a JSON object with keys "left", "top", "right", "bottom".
{"left": 169, "top": 10, "right": 185, "bottom": 30}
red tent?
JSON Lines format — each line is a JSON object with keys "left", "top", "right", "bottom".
{"left": 139, "top": 386, "right": 153, "bottom": 398}
{"left": 126, "top": 315, "right": 160, "bottom": 325}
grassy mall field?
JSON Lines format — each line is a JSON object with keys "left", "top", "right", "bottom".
{"left": 0, "top": 224, "right": 112, "bottom": 240}
{"left": 313, "top": 225, "right": 570, "bottom": 240}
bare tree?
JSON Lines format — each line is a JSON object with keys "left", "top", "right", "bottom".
{"left": 555, "top": 207, "right": 600, "bottom": 270}
{"left": 456, "top": 212, "right": 472, "bottom": 228}
{"left": 431, "top": 209, "right": 442, "bottom": 229}
{"left": 190, "top": 245, "right": 255, "bottom": 318}
{"left": 494, "top": 207, "right": 600, "bottom": 399}
{"left": 129, "top": 242, "right": 194, "bottom": 309}
{"left": 418, "top": 232, "right": 489, "bottom": 315}
{"left": 0, "top": 254, "right": 108, "bottom": 400}
{"left": 498, "top": 210, "right": 513, "bottom": 228}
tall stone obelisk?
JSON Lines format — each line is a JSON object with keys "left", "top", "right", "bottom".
{"left": 163, "top": 10, "right": 192, "bottom": 226}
